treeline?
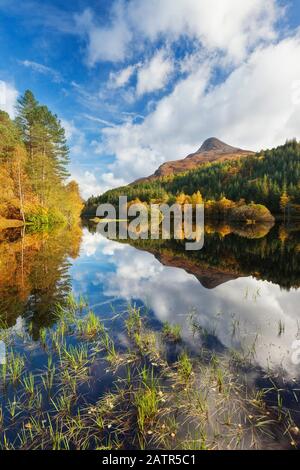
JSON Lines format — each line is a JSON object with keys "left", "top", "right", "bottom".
{"left": 84, "top": 140, "right": 300, "bottom": 220}
{"left": 0, "top": 90, "right": 82, "bottom": 228}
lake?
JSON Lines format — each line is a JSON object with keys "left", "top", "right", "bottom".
{"left": 0, "top": 221, "right": 300, "bottom": 449}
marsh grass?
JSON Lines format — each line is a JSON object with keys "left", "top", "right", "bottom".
{"left": 0, "top": 300, "right": 299, "bottom": 450}
{"left": 77, "top": 311, "right": 104, "bottom": 339}
{"left": 135, "top": 384, "right": 159, "bottom": 433}
{"left": 162, "top": 322, "right": 182, "bottom": 343}
{"left": 177, "top": 352, "right": 193, "bottom": 383}
{"left": 7, "top": 351, "right": 25, "bottom": 384}
{"left": 125, "top": 305, "right": 142, "bottom": 337}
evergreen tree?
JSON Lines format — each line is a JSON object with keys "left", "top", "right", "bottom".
{"left": 15, "top": 90, "right": 39, "bottom": 162}
{"left": 1, "top": 91, "right": 81, "bottom": 225}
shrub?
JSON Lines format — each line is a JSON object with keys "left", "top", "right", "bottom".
{"left": 229, "top": 203, "right": 275, "bottom": 223}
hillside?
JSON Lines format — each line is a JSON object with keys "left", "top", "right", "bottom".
{"left": 134, "top": 137, "right": 254, "bottom": 184}
{"left": 83, "top": 139, "right": 300, "bottom": 219}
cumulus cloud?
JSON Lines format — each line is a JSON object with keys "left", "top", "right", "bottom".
{"left": 75, "top": 5, "right": 132, "bottom": 65}
{"left": 60, "top": 118, "right": 88, "bottom": 160}
{"left": 0, "top": 80, "right": 18, "bottom": 118}
{"left": 136, "top": 50, "right": 174, "bottom": 96}
{"left": 108, "top": 65, "right": 137, "bottom": 89}
{"left": 72, "top": 169, "right": 127, "bottom": 200}
{"left": 97, "top": 34, "right": 300, "bottom": 185}
{"left": 130, "top": 0, "right": 280, "bottom": 62}
{"left": 76, "top": 0, "right": 281, "bottom": 65}
{"left": 69, "top": 0, "right": 294, "bottom": 195}
{"left": 71, "top": 171, "right": 104, "bottom": 200}
{"left": 101, "top": 61, "right": 212, "bottom": 181}
{"left": 60, "top": 119, "right": 78, "bottom": 140}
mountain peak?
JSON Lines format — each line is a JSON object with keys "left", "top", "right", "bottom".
{"left": 132, "top": 138, "right": 254, "bottom": 185}
{"left": 198, "top": 137, "right": 238, "bottom": 153}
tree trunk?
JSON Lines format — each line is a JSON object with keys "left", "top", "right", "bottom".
{"left": 17, "top": 160, "right": 26, "bottom": 224}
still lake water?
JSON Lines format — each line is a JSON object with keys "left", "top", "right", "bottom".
{"left": 1, "top": 220, "right": 300, "bottom": 448}
{"left": 71, "top": 222, "right": 300, "bottom": 379}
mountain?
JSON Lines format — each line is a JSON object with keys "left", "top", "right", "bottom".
{"left": 151, "top": 249, "right": 239, "bottom": 289}
{"left": 133, "top": 138, "right": 254, "bottom": 184}
{"left": 83, "top": 139, "right": 300, "bottom": 220}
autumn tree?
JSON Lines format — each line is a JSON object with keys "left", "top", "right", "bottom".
{"left": 191, "top": 190, "right": 203, "bottom": 206}
{"left": 280, "top": 184, "right": 290, "bottom": 222}
{"left": 1, "top": 91, "right": 81, "bottom": 225}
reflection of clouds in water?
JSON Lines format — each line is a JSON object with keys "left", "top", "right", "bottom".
{"left": 79, "top": 230, "right": 125, "bottom": 258}
{"left": 75, "top": 230, "right": 300, "bottom": 377}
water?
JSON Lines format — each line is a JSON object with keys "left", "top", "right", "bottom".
{"left": 71, "top": 223, "right": 300, "bottom": 377}
{"left": 0, "top": 221, "right": 300, "bottom": 449}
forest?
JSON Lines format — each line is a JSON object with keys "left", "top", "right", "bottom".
{"left": 84, "top": 140, "right": 300, "bottom": 222}
{"left": 0, "top": 90, "right": 82, "bottom": 230}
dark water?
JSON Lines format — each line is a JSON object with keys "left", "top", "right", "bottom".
{"left": 1, "top": 221, "right": 300, "bottom": 448}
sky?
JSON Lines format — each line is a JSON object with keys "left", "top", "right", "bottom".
{"left": 0, "top": 0, "right": 300, "bottom": 199}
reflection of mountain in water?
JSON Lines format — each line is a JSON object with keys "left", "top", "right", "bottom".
{"left": 100, "top": 221, "right": 300, "bottom": 290}
{"left": 0, "top": 225, "right": 82, "bottom": 335}
{"left": 154, "top": 250, "right": 239, "bottom": 289}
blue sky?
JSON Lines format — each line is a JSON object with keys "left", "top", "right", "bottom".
{"left": 0, "top": 0, "right": 300, "bottom": 198}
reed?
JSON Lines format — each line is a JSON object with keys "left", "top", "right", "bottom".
{"left": 177, "top": 352, "right": 193, "bottom": 383}
{"left": 22, "top": 372, "right": 35, "bottom": 396}
{"left": 7, "top": 351, "right": 25, "bottom": 384}
{"left": 125, "top": 305, "right": 142, "bottom": 336}
{"left": 77, "top": 311, "right": 104, "bottom": 338}
{"left": 162, "top": 322, "right": 182, "bottom": 342}
{"left": 135, "top": 386, "right": 159, "bottom": 433}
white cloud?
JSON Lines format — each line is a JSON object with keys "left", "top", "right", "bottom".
{"left": 76, "top": 0, "right": 281, "bottom": 65}
{"left": 75, "top": 5, "right": 132, "bottom": 65}
{"left": 108, "top": 65, "right": 136, "bottom": 89}
{"left": 70, "top": 0, "right": 296, "bottom": 193}
{"left": 136, "top": 50, "right": 174, "bottom": 96}
{"left": 20, "top": 60, "right": 62, "bottom": 82}
{"left": 60, "top": 118, "right": 88, "bottom": 160}
{"left": 130, "top": 0, "right": 280, "bottom": 62}
{"left": 60, "top": 119, "right": 78, "bottom": 140}
{"left": 101, "top": 172, "right": 126, "bottom": 188}
{"left": 72, "top": 169, "right": 127, "bottom": 200}
{"left": 83, "top": 114, "right": 116, "bottom": 128}
{"left": 0, "top": 80, "right": 18, "bottom": 118}
{"left": 98, "top": 34, "right": 300, "bottom": 184}
{"left": 101, "top": 61, "right": 212, "bottom": 181}
{"left": 80, "top": 231, "right": 125, "bottom": 257}
{"left": 72, "top": 171, "right": 103, "bottom": 200}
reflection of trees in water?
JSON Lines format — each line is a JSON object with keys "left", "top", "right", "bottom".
{"left": 0, "top": 225, "right": 82, "bottom": 335}
{"left": 199, "top": 223, "right": 300, "bottom": 289}
{"left": 101, "top": 221, "right": 300, "bottom": 290}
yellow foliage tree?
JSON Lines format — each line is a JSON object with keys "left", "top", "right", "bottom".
{"left": 191, "top": 190, "right": 203, "bottom": 206}
{"left": 176, "top": 193, "right": 187, "bottom": 205}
